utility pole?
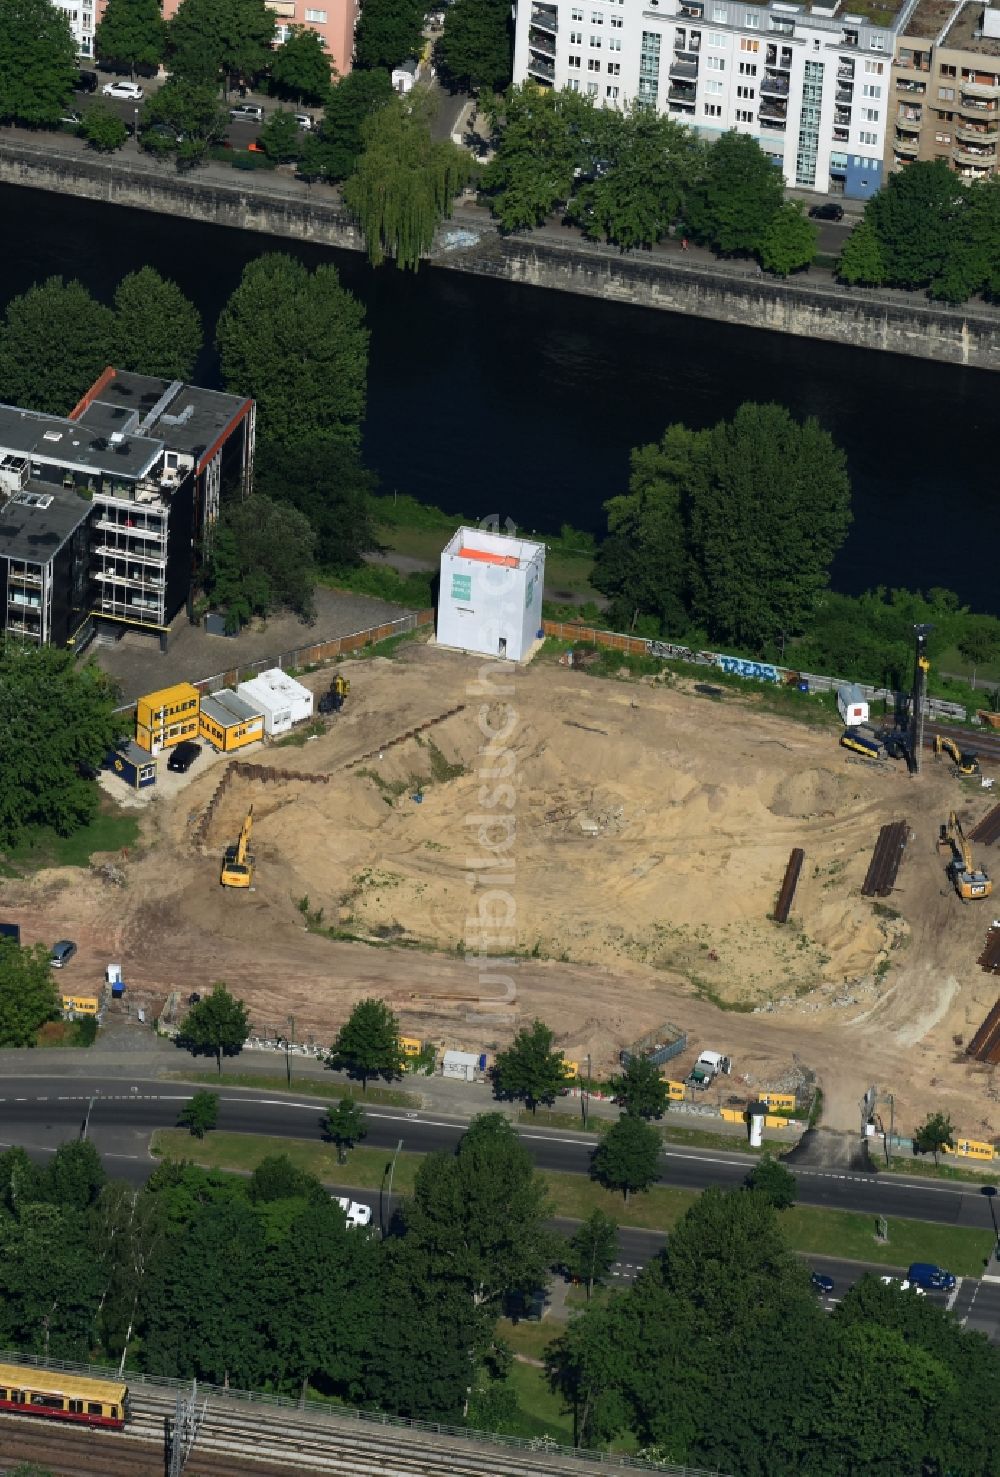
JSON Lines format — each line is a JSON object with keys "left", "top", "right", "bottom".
{"left": 285, "top": 1013, "right": 295, "bottom": 1087}
{"left": 581, "top": 1053, "right": 592, "bottom": 1129}
{"left": 380, "top": 1137, "right": 404, "bottom": 1239}
{"left": 81, "top": 1093, "right": 97, "bottom": 1142}
{"left": 167, "top": 1380, "right": 206, "bottom": 1477}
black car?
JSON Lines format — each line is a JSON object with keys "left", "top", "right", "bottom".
{"left": 811, "top": 1272, "right": 835, "bottom": 1295}
{"left": 167, "top": 740, "right": 201, "bottom": 774}
{"left": 75, "top": 69, "right": 98, "bottom": 93}
{"left": 808, "top": 202, "right": 844, "bottom": 222}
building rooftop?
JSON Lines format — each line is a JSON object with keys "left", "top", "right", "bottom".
{"left": 0, "top": 402, "right": 161, "bottom": 481}
{"left": 904, "top": 0, "right": 957, "bottom": 35}
{"left": 239, "top": 668, "right": 312, "bottom": 701}
{"left": 0, "top": 484, "right": 90, "bottom": 563}
{"left": 78, "top": 372, "right": 251, "bottom": 473}
{"left": 201, "top": 689, "right": 261, "bottom": 727}
{"left": 443, "top": 526, "right": 544, "bottom": 570}
{"left": 942, "top": 0, "right": 1000, "bottom": 55}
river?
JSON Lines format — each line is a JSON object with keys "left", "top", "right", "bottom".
{"left": 3, "top": 182, "right": 997, "bottom": 606}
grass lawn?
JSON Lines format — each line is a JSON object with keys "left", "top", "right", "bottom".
{"left": 782, "top": 1205, "right": 993, "bottom": 1278}
{"left": 165, "top": 1071, "right": 419, "bottom": 1109}
{"left": 887, "top": 1155, "right": 1000, "bottom": 1187}
{"left": 495, "top": 1318, "right": 572, "bottom": 1443}
{"left": 2, "top": 805, "right": 139, "bottom": 873}
{"left": 935, "top": 643, "right": 1000, "bottom": 688}
{"left": 150, "top": 1129, "right": 423, "bottom": 1194}
{"left": 545, "top": 1172, "right": 697, "bottom": 1230}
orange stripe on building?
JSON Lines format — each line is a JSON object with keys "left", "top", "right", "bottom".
{"left": 68, "top": 366, "right": 117, "bottom": 422}
{"left": 457, "top": 547, "right": 519, "bottom": 567}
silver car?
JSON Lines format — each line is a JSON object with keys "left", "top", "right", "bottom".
{"left": 50, "top": 940, "right": 77, "bottom": 968}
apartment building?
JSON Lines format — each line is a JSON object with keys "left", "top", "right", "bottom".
{"left": 514, "top": 0, "right": 902, "bottom": 196}
{"left": 887, "top": 0, "right": 1000, "bottom": 178}
{"left": 0, "top": 369, "right": 254, "bottom": 651}
{"left": 55, "top": 0, "right": 96, "bottom": 59}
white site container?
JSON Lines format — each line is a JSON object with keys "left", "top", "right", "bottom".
{"left": 442, "top": 1049, "right": 480, "bottom": 1082}
{"left": 837, "top": 683, "right": 869, "bottom": 727}
{"left": 237, "top": 668, "right": 314, "bottom": 736}
{"left": 436, "top": 527, "right": 545, "bottom": 663}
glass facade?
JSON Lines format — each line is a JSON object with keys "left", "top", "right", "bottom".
{"left": 795, "top": 59, "right": 824, "bottom": 185}
{"left": 639, "top": 30, "right": 662, "bottom": 106}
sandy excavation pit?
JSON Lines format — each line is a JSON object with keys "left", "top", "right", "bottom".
{"left": 9, "top": 638, "right": 1000, "bottom": 1135}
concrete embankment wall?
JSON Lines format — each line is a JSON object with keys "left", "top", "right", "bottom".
{"left": 3, "top": 139, "right": 1000, "bottom": 371}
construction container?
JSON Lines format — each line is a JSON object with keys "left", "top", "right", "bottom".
{"left": 442, "top": 1049, "right": 480, "bottom": 1081}
{"left": 399, "top": 1036, "right": 422, "bottom": 1058}
{"left": 104, "top": 740, "right": 157, "bottom": 790}
{"left": 199, "top": 689, "right": 264, "bottom": 752}
{"left": 135, "top": 683, "right": 200, "bottom": 754}
{"left": 837, "top": 683, "right": 869, "bottom": 727}
{"left": 62, "top": 995, "right": 99, "bottom": 1017}
{"left": 237, "top": 669, "right": 313, "bottom": 736}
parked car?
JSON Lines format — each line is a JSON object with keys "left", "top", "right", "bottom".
{"left": 143, "top": 122, "right": 185, "bottom": 143}
{"left": 59, "top": 111, "right": 83, "bottom": 129}
{"left": 102, "top": 80, "right": 144, "bottom": 100}
{"left": 880, "top": 1276, "right": 926, "bottom": 1296}
{"left": 908, "top": 1262, "right": 956, "bottom": 1291}
{"left": 334, "top": 1196, "right": 373, "bottom": 1229}
{"left": 808, "top": 202, "right": 844, "bottom": 222}
{"left": 50, "top": 940, "right": 77, "bottom": 968}
{"left": 74, "top": 70, "right": 98, "bottom": 93}
{"left": 294, "top": 113, "right": 313, "bottom": 130}
{"left": 167, "top": 740, "right": 201, "bottom": 774}
{"left": 810, "top": 1272, "right": 835, "bottom": 1295}
{"left": 229, "top": 103, "right": 264, "bottom": 123}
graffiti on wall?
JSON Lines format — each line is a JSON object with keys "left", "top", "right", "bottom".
{"left": 715, "top": 655, "right": 781, "bottom": 684}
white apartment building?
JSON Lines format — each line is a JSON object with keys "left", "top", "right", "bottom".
{"left": 513, "top": 0, "right": 911, "bottom": 196}
{"left": 54, "top": 0, "right": 96, "bottom": 58}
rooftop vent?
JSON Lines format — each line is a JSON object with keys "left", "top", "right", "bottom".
{"left": 113, "top": 442, "right": 132, "bottom": 456}
{"left": 42, "top": 431, "right": 63, "bottom": 443}
{"left": 13, "top": 492, "right": 54, "bottom": 509}
{"left": 91, "top": 437, "right": 108, "bottom": 451}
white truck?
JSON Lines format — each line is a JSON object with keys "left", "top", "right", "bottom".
{"left": 334, "top": 1196, "right": 373, "bottom": 1229}
{"left": 688, "top": 1050, "right": 732, "bottom": 1089}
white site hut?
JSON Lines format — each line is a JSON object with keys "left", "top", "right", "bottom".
{"left": 436, "top": 526, "right": 545, "bottom": 662}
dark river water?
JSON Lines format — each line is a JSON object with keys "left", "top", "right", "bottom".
{"left": 2, "top": 182, "right": 997, "bottom": 605}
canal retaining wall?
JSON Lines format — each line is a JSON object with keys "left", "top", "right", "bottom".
{"left": 2, "top": 136, "right": 999, "bottom": 372}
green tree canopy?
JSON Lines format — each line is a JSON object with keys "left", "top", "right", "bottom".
{"left": 270, "top": 24, "right": 332, "bottom": 105}
{"left": 758, "top": 201, "right": 817, "bottom": 277}
{"left": 913, "top": 1110, "right": 955, "bottom": 1165}
{"left": 0, "top": 0, "right": 76, "bottom": 126}
{"left": 0, "top": 940, "right": 60, "bottom": 1048}
{"left": 568, "top": 109, "right": 700, "bottom": 251}
{"left": 344, "top": 89, "right": 477, "bottom": 271}
{"left": 140, "top": 75, "right": 227, "bottom": 161}
{"left": 254, "top": 438, "right": 378, "bottom": 568}
{"left": 0, "top": 642, "right": 121, "bottom": 845}
{"left": 566, "top": 1208, "right": 618, "bottom": 1299}
{"left": 862, "top": 158, "right": 963, "bottom": 290}
{"left": 837, "top": 216, "right": 886, "bottom": 287}
{"left": 744, "top": 1152, "right": 797, "bottom": 1209}
{"left": 217, "top": 253, "right": 368, "bottom": 449}
{"left": 112, "top": 267, "right": 203, "bottom": 379}
{"left": 436, "top": 0, "right": 511, "bottom": 93}
{"left": 590, "top": 1113, "right": 661, "bottom": 1204}
{"left": 176, "top": 984, "right": 250, "bottom": 1074}
{"left": 403, "top": 1113, "right": 556, "bottom": 1306}
{"left": 168, "top": 0, "right": 275, "bottom": 89}
{"left": 491, "top": 1018, "right": 569, "bottom": 1114}
{"left": 207, "top": 495, "right": 316, "bottom": 631}
{"left": 930, "top": 173, "right": 1000, "bottom": 304}
{"left": 0, "top": 277, "right": 115, "bottom": 414}
{"left": 323, "top": 1098, "right": 368, "bottom": 1162}
{"left": 329, "top": 997, "right": 406, "bottom": 1091}
{"left": 258, "top": 106, "right": 303, "bottom": 163}
{"left": 95, "top": 0, "right": 166, "bottom": 73}
{"left": 298, "top": 67, "right": 393, "bottom": 183}
{"left": 44, "top": 1139, "right": 106, "bottom": 1210}
{"left": 178, "top": 1090, "right": 219, "bottom": 1138}
{"left": 683, "top": 130, "right": 784, "bottom": 255}
{"left": 481, "top": 83, "right": 595, "bottom": 230}
{"left": 0, "top": 1203, "right": 104, "bottom": 1360}
{"left": 610, "top": 1055, "right": 671, "bottom": 1121}
{"left": 80, "top": 99, "right": 129, "bottom": 153}
{"left": 247, "top": 1154, "right": 327, "bottom": 1204}
{"left": 354, "top": 0, "right": 424, "bottom": 71}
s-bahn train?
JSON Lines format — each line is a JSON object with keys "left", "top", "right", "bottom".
{"left": 0, "top": 1361, "right": 129, "bottom": 1429}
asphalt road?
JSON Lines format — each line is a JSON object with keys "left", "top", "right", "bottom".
{"left": 2, "top": 1077, "right": 999, "bottom": 1235}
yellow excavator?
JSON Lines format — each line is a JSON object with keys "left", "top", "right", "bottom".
{"left": 221, "top": 807, "right": 254, "bottom": 888}
{"left": 944, "top": 810, "right": 992, "bottom": 900}
{"left": 933, "top": 734, "right": 980, "bottom": 776}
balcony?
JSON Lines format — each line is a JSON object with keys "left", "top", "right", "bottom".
{"left": 759, "top": 100, "right": 788, "bottom": 125}
{"left": 6, "top": 569, "right": 42, "bottom": 587}
{"left": 960, "top": 95, "right": 999, "bottom": 114}
{"left": 896, "top": 78, "right": 926, "bottom": 93}
{"left": 526, "top": 55, "right": 555, "bottom": 82}
{"left": 528, "top": 29, "right": 556, "bottom": 57}
{"left": 840, "top": 27, "right": 859, "bottom": 46}
{"left": 667, "top": 85, "right": 697, "bottom": 107}
{"left": 5, "top": 620, "right": 42, "bottom": 639}
{"left": 679, "top": 0, "right": 703, "bottom": 14}
{"left": 893, "top": 134, "right": 919, "bottom": 155}
{"left": 761, "top": 73, "right": 790, "bottom": 96}
{"left": 530, "top": 5, "right": 557, "bottom": 31}
{"left": 668, "top": 58, "right": 698, "bottom": 80}
{"left": 954, "top": 142, "right": 997, "bottom": 162}
{"left": 770, "top": 17, "right": 794, "bottom": 35}
{"left": 838, "top": 63, "right": 855, "bottom": 79}
{"left": 94, "top": 543, "right": 166, "bottom": 567}
{"left": 961, "top": 78, "right": 1000, "bottom": 99}
{"left": 835, "top": 108, "right": 852, "bottom": 125}
{"left": 95, "top": 570, "right": 166, "bottom": 591}
{"left": 896, "top": 51, "right": 929, "bottom": 72}
{"left": 836, "top": 86, "right": 854, "bottom": 104}
{"left": 832, "top": 125, "right": 850, "bottom": 141}
{"left": 957, "top": 121, "right": 999, "bottom": 142}
{"left": 94, "top": 516, "right": 166, "bottom": 541}
{"left": 765, "top": 44, "right": 793, "bottom": 70}
{"left": 895, "top": 112, "right": 921, "bottom": 130}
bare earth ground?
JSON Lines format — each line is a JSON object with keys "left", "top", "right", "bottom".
{"left": 7, "top": 639, "right": 1000, "bottom": 1139}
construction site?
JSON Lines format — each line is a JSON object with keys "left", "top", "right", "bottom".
{"left": 9, "top": 631, "right": 1000, "bottom": 1141}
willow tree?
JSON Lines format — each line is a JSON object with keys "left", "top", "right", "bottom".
{"left": 343, "top": 88, "right": 477, "bottom": 272}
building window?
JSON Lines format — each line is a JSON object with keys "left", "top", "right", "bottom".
{"left": 705, "top": 101, "right": 722, "bottom": 115}
{"left": 736, "top": 108, "right": 753, "bottom": 120}
{"left": 938, "top": 86, "right": 954, "bottom": 99}
{"left": 861, "top": 106, "right": 879, "bottom": 121}
{"left": 590, "top": 33, "right": 601, "bottom": 44}
{"left": 708, "top": 29, "right": 726, "bottom": 45}
{"left": 862, "top": 83, "right": 881, "bottom": 97}
{"left": 864, "top": 58, "right": 883, "bottom": 73}
{"left": 638, "top": 27, "right": 661, "bottom": 105}
{"left": 712, "top": 5, "right": 726, "bottom": 19}
{"left": 940, "top": 63, "right": 956, "bottom": 76}
{"left": 739, "top": 60, "right": 756, "bottom": 74}
{"left": 588, "top": 56, "right": 600, "bottom": 68}
{"left": 304, "top": 6, "right": 326, "bottom": 19}
{"left": 706, "top": 77, "right": 723, "bottom": 92}
{"left": 586, "top": 80, "right": 598, "bottom": 93}
{"left": 869, "top": 34, "right": 884, "bottom": 49}
{"left": 935, "top": 130, "right": 951, "bottom": 142}
{"left": 570, "top": 29, "right": 581, "bottom": 41}
{"left": 568, "top": 77, "right": 581, "bottom": 89}
{"left": 740, "top": 36, "right": 758, "bottom": 50}
{"left": 859, "top": 128, "right": 877, "bottom": 143}
{"left": 707, "top": 54, "right": 725, "bottom": 69}
{"left": 607, "top": 60, "right": 620, "bottom": 72}
{"left": 795, "top": 56, "right": 824, "bottom": 186}
{"left": 744, "top": 11, "right": 759, "bottom": 27}
{"left": 610, "top": 13, "right": 622, "bottom": 23}
{"left": 609, "top": 34, "right": 621, "bottom": 47}
{"left": 568, "top": 53, "right": 581, "bottom": 65}
{"left": 606, "top": 84, "right": 619, "bottom": 96}
{"left": 571, "top": 7, "right": 583, "bottom": 18}
{"left": 590, "top": 10, "right": 603, "bottom": 21}
{"left": 736, "top": 84, "right": 754, "bottom": 97}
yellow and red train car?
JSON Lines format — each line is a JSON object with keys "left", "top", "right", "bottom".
{"left": 0, "top": 1362, "right": 129, "bottom": 1430}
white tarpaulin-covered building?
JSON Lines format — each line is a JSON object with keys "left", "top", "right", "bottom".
{"left": 436, "top": 527, "right": 545, "bottom": 662}
{"left": 237, "top": 668, "right": 313, "bottom": 736}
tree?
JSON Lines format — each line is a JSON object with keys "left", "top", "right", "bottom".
{"left": 436, "top": 0, "right": 511, "bottom": 93}
{"left": 862, "top": 158, "right": 963, "bottom": 290}
{"left": 44, "top": 1139, "right": 106, "bottom": 1210}
{"left": 686, "top": 403, "right": 852, "bottom": 649}
{"left": 958, "top": 617, "right": 1000, "bottom": 687}
{"left": 323, "top": 1099, "right": 368, "bottom": 1163}
{"left": 683, "top": 130, "right": 785, "bottom": 256}
{"left": 610, "top": 1055, "right": 670, "bottom": 1121}
{"left": 481, "top": 84, "right": 595, "bottom": 230}
{"left": 592, "top": 430, "right": 689, "bottom": 635}
{"left": 168, "top": 0, "right": 275, "bottom": 91}
{"left": 937, "top": 175, "right": 1000, "bottom": 304}
{"left": 403, "top": 1114, "right": 556, "bottom": 1307}
{"left": 254, "top": 438, "right": 378, "bottom": 568}
{"left": 207, "top": 494, "right": 316, "bottom": 631}
{"left": 546, "top": 1293, "right": 641, "bottom": 1448}
{"left": 344, "top": 89, "right": 477, "bottom": 271}
{"left": 913, "top": 1110, "right": 955, "bottom": 1166}
{"left": 112, "top": 267, "right": 203, "bottom": 380}
{"left": 80, "top": 99, "right": 129, "bottom": 152}
{"left": 95, "top": 0, "right": 165, "bottom": 74}
{"left": 270, "top": 25, "right": 332, "bottom": 106}
{"left": 176, "top": 984, "right": 250, "bottom": 1074}
{"left": 0, "top": 941, "right": 59, "bottom": 1048}
{"left": 0, "top": 643, "right": 121, "bottom": 846}
{"left": 217, "top": 253, "right": 368, "bottom": 450}
{"left": 248, "top": 1154, "right": 326, "bottom": 1204}
{"left": 744, "top": 1152, "right": 796, "bottom": 1210}
{"left": 258, "top": 107, "right": 303, "bottom": 164}
{"left": 569, "top": 110, "right": 700, "bottom": 251}
{"left": 837, "top": 216, "right": 886, "bottom": 287}
{"left": 0, "top": 1202, "right": 104, "bottom": 1360}
{"left": 0, "top": 0, "right": 77, "bottom": 127}
{"left": 298, "top": 68, "right": 393, "bottom": 183}
{"left": 329, "top": 997, "right": 406, "bottom": 1091}
{"left": 590, "top": 1114, "right": 660, "bottom": 1204}
{"left": 354, "top": 0, "right": 424, "bottom": 72}
{"left": 758, "top": 202, "right": 817, "bottom": 277}
{"left": 0, "top": 277, "right": 115, "bottom": 414}
{"left": 178, "top": 1090, "right": 219, "bottom": 1138}
{"left": 140, "top": 76, "right": 227, "bottom": 162}
{"left": 566, "top": 1209, "right": 618, "bottom": 1299}
{"left": 491, "top": 1018, "right": 569, "bottom": 1115}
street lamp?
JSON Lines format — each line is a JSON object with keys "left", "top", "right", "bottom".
{"left": 133, "top": 106, "right": 139, "bottom": 148}
{"left": 81, "top": 1092, "right": 97, "bottom": 1142}
{"left": 285, "top": 1014, "right": 295, "bottom": 1087}
{"left": 379, "top": 1137, "right": 404, "bottom": 1239}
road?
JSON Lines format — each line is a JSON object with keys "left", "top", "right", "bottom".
{"left": 2, "top": 1077, "right": 999, "bottom": 1233}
